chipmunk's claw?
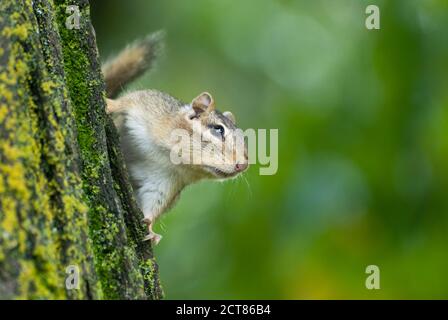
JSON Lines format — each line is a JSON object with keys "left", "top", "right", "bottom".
{"left": 143, "top": 231, "right": 162, "bottom": 245}
{"left": 142, "top": 217, "right": 161, "bottom": 245}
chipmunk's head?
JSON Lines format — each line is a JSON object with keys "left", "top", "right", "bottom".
{"left": 177, "top": 92, "right": 248, "bottom": 180}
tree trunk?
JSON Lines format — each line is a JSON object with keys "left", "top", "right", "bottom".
{"left": 0, "top": 0, "right": 163, "bottom": 299}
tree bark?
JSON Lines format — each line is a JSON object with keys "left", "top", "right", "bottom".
{"left": 0, "top": 0, "right": 163, "bottom": 299}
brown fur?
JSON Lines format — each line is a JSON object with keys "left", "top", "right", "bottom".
{"left": 102, "top": 33, "right": 248, "bottom": 244}
{"left": 102, "top": 31, "right": 164, "bottom": 98}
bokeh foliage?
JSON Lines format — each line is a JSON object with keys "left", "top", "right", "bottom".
{"left": 91, "top": 0, "right": 448, "bottom": 299}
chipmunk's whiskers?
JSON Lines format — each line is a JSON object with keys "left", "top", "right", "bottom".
{"left": 242, "top": 174, "right": 252, "bottom": 198}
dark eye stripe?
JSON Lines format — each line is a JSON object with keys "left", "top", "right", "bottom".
{"left": 216, "top": 112, "right": 236, "bottom": 129}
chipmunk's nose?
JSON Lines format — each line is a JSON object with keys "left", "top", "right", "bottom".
{"left": 235, "top": 163, "right": 248, "bottom": 172}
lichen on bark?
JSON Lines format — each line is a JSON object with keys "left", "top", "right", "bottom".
{"left": 0, "top": 0, "right": 162, "bottom": 299}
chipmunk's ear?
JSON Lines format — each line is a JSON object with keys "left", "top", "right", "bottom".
{"left": 191, "top": 92, "right": 215, "bottom": 115}
{"left": 223, "top": 111, "right": 236, "bottom": 124}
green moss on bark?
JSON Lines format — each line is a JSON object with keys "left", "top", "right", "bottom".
{"left": 0, "top": 0, "right": 96, "bottom": 299}
{"left": 0, "top": 0, "right": 162, "bottom": 299}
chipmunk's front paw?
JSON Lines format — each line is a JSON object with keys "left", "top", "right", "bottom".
{"left": 142, "top": 217, "right": 162, "bottom": 245}
{"left": 143, "top": 231, "right": 162, "bottom": 245}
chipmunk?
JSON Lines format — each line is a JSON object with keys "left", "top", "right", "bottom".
{"left": 102, "top": 32, "right": 249, "bottom": 244}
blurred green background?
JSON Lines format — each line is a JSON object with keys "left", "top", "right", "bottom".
{"left": 91, "top": 0, "right": 448, "bottom": 299}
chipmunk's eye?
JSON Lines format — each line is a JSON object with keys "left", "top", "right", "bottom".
{"left": 212, "top": 125, "right": 225, "bottom": 137}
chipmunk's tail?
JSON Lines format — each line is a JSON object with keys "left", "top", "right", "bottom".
{"left": 102, "top": 31, "right": 165, "bottom": 99}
